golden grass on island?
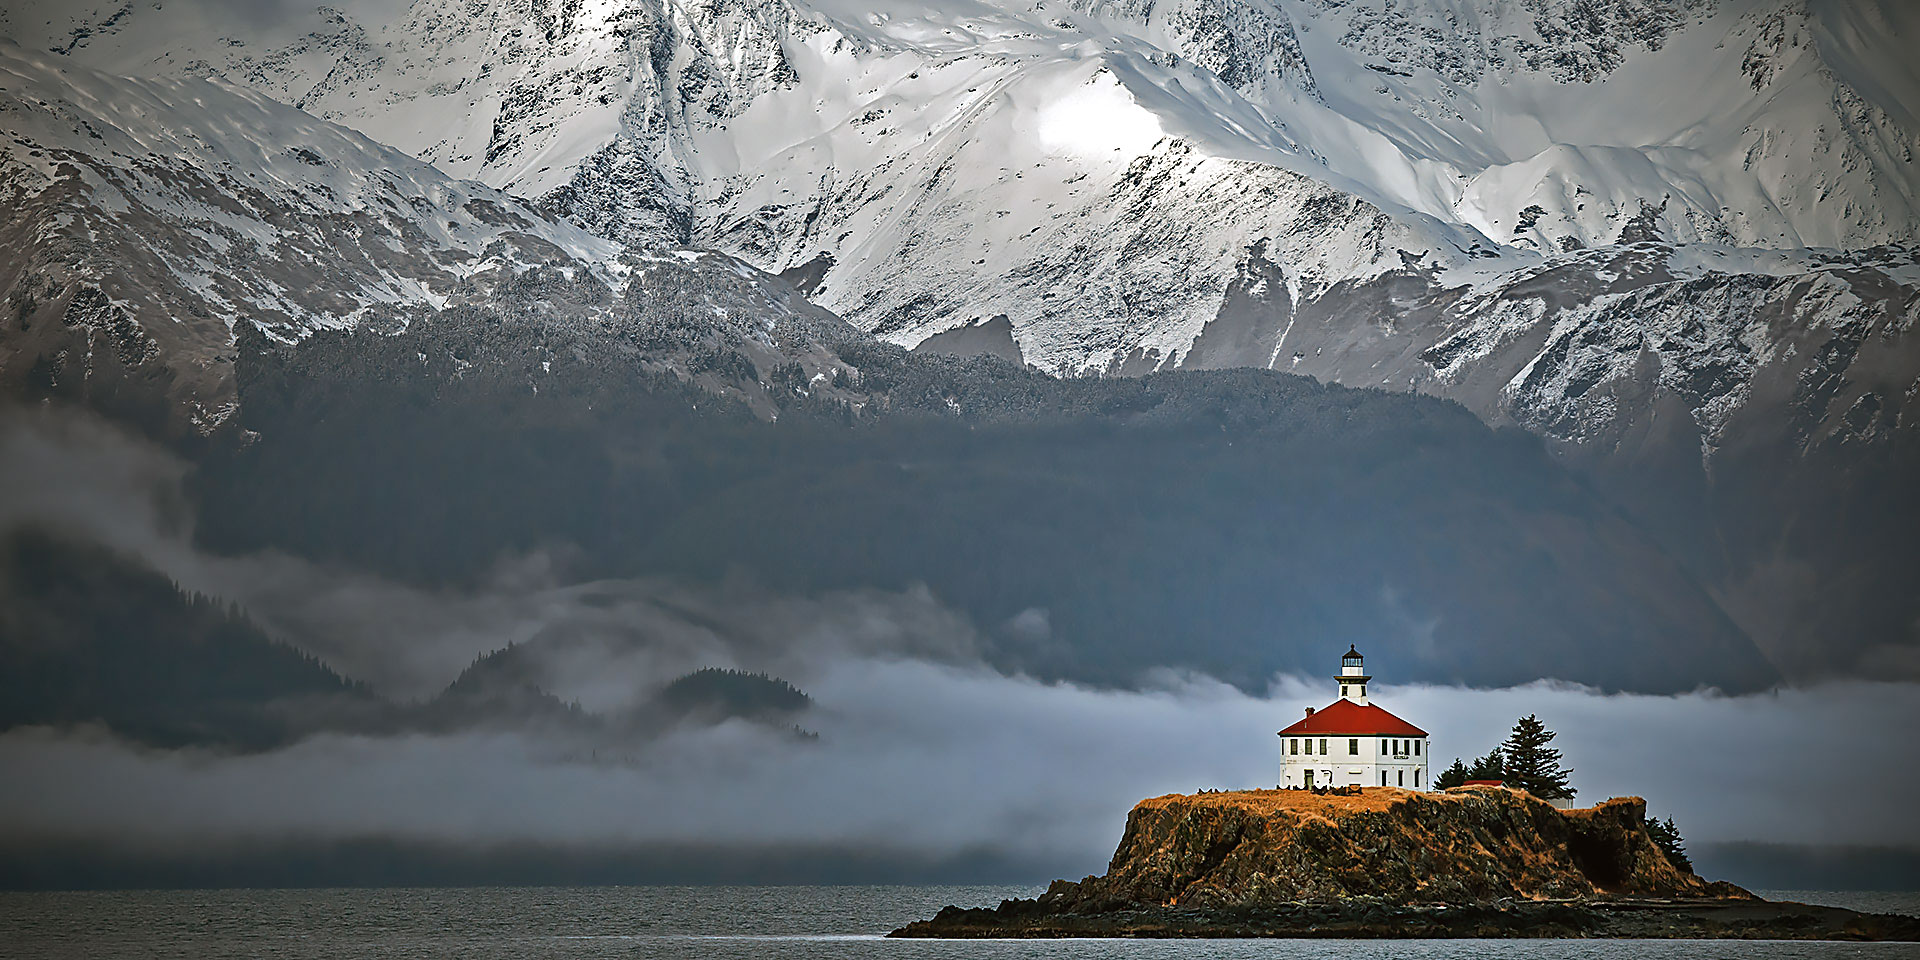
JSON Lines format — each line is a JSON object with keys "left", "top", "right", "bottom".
{"left": 1138, "top": 786, "right": 1628, "bottom": 818}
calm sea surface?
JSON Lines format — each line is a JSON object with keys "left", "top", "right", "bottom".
{"left": 1, "top": 887, "right": 1915, "bottom": 959}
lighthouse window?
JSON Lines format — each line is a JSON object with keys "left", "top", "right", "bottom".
{"left": 1341, "top": 684, "right": 1349, "bottom": 696}
{"left": 1398, "top": 769, "right": 1406, "bottom": 786}
{"left": 1415, "top": 769, "right": 1422, "bottom": 788}
{"left": 1414, "top": 740, "right": 1421, "bottom": 756}
{"left": 1318, "top": 738, "right": 1328, "bottom": 755}
{"left": 1348, "top": 738, "right": 1359, "bottom": 755}
{"left": 1290, "top": 738, "right": 1299, "bottom": 755}
{"left": 1380, "top": 737, "right": 1388, "bottom": 753}
{"left": 1380, "top": 771, "right": 1387, "bottom": 786}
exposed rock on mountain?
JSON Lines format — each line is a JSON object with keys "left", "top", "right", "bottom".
{"left": 11, "top": 0, "right": 1911, "bottom": 320}
{"left": 22, "top": 0, "right": 1914, "bottom": 353}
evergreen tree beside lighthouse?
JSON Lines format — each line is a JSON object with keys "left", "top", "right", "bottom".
{"left": 1501, "top": 714, "right": 1575, "bottom": 801}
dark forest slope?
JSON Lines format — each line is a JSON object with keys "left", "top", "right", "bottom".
{"left": 188, "top": 305, "right": 1773, "bottom": 693}
{"left": 0, "top": 531, "right": 370, "bottom": 749}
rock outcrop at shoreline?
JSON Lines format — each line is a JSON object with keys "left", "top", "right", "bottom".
{"left": 1058, "top": 786, "right": 1724, "bottom": 906}
{"left": 892, "top": 787, "right": 1920, "bottom": 940}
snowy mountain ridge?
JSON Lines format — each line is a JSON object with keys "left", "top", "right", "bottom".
{"left": 0, "top": 40, "right": 631, "bottom": 425}
{"left": 11, "top": 0, "right": 1915, "bottom": 362}
{"left": 0, "top": 42, "right": 856, "bottom": 428}
{"left": 4, "top": 0, "right": 1918, "bottom": 676}
{"left": 19, "top": 0, "right": 1916, "bottom": 250}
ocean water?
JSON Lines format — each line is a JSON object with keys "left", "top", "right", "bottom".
{"left": 1, "top": 886, "right": 1915, "bottom": 959}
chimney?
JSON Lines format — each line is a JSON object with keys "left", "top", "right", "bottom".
{"left": 1304, "top": 706, "right": 1315, "bottom": 716}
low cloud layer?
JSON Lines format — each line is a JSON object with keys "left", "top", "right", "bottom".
{"left": 5, "top": 668, "right": 1916, "bottom": 877}
{"left": 5, "top": 407, "right": 1919, "bottom": 886}
{"left": 0, "top": 409, "right": 979, "bottom": 702}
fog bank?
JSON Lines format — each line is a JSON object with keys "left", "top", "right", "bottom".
{"left": 6, "top": 407, "right": 1918, "bottom": 887}
{"left": 4, "top": 666, "right": 1914, "bottom": 880}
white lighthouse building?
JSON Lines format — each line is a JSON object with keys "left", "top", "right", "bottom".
{"left": 1278, "top": 646, "right": 1431, "bottom": 790}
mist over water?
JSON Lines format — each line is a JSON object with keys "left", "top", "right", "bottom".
{"left": 4, "top": 408, "right": 1919, "bottom": 888}
{"left": 4, "top": 666, "right": 1917, "bottom": 879}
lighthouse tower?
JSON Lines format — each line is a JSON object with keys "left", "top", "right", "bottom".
{"left": 1337, "top": 644, "right": 1370, "bottom": 704}
{"left": 1278, "top": 646, "right": 1430, "bottom": 790}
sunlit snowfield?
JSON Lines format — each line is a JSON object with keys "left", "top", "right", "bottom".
{"left": 2, "top": 887, "right": 1915, "bottom": 959}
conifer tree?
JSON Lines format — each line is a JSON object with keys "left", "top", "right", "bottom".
{"left": 1647, "top": 815, "right": 1692, "bottom": 873}
{"left": 1467, "top": 748, "right": 1504, "bottom": 782}
{"left": 1501, "top": 714, "right": 1574, "bottom": 799}
{"left": 1435, "top": 757, "right": 1470, "bottom": 790}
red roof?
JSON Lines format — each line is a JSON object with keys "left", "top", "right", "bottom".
{"left": 1276, "top": 698, "right": 1428, "bottom": 737}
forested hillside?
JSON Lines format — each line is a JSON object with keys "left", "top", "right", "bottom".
{"left": 191, "top": 307, "right": 1772, "bottom": 693}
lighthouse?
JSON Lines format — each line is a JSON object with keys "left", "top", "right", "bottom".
{"left": 1278, "top": 646, "right": 1430, "bottom": 790}
{"left": 1337, "top": 644, "right": 1370, "bottom": 703}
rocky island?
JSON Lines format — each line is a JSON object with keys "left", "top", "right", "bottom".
{"left": 892, "top": 786, "right": 1920, "bottom": 940}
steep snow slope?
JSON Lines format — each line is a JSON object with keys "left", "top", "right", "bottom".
{"left": 12, "top": 0, "right": 1914, "bottom": 362}
{"left": 0, "top": 42, "right": 853, "bottom": 434}
{"left": 1284, "top": 0, "right": 1920, "bottom": 252}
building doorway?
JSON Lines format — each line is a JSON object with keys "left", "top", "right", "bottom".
{"left": 1304, "top": 770, "right": 1315, "bottom": 788}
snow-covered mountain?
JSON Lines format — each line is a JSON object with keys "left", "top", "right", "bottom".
{"left": 27, "top": 0, "right": 1919, "bottom": 258}
{"left": 0, "top": 42, "right": 855, "bottom": 430}
{"left": 14, "top": 0, "right": 1916, "bottom": 423}
{"left": 5, "top": 0, "right": 1918, "bottom": 675}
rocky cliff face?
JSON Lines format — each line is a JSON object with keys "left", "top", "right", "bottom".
{"left": 892, "top": 788, "right": 1920, "bottom": 939}
{"left": 887, "top": 786, "right": 1920, "bottom": 939}
{"left": 1046, "top": 787, "right": 1727, "bottom": 908}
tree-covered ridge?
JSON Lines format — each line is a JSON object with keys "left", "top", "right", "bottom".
{"left": 423, "top": 640, "right": 817, "bottom": 742}
{"left": 0, "top": 526, "right": 822, "bottom": 749}
{"left": 424, "top": 642, "right": 601, "bottom": 736}
{"left": 656, "top": 668, "right": 812, "bottom": 723}
{"left": 0, "top": 530, "right": 368, "bottom": 750}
